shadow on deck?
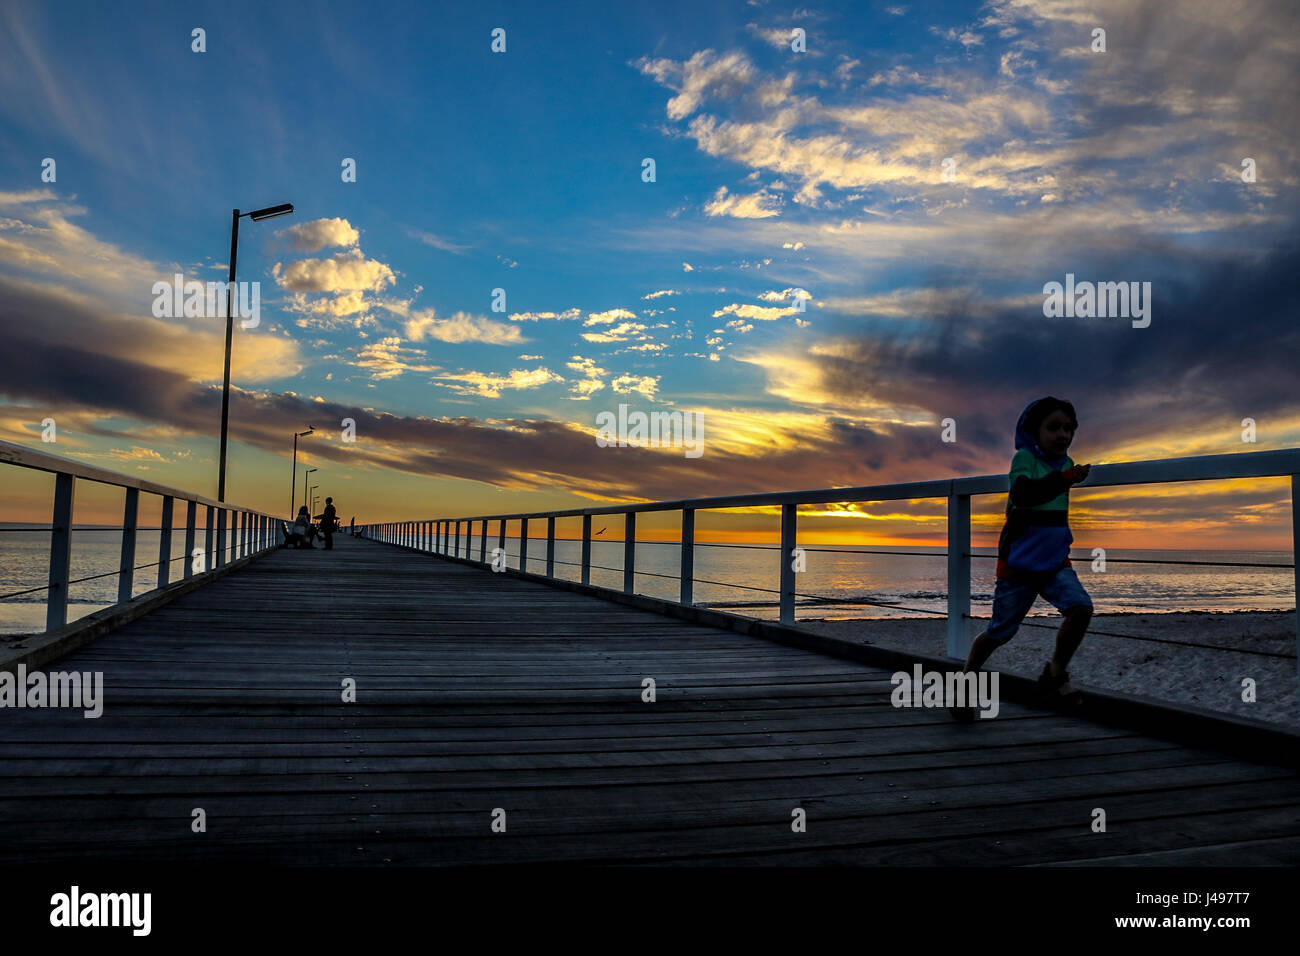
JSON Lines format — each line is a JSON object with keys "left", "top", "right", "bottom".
{"left": 1, "top": 534, "right": 1297, "bottom": 865}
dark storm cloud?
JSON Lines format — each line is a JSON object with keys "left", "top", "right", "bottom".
{"left": 819, "top": 237, "right": 1300, "bottom": 464}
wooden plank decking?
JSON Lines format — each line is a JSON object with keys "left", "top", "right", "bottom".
{"left": 1, "top": 534, "right": 1297, "bottom": 865}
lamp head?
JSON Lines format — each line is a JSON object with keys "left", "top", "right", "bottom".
{"left": 248, "top": 203, "right": 294, "bottom": 221}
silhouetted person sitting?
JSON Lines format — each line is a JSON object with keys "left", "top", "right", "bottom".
{"left": 314, "top": 497, "right": 338, "bottom": 550}
{"left": 292, "top": 505, "right": 316, "bottom": 548}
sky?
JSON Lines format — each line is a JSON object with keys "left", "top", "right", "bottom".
{"left": 1, "top": 0, "right": 1297, "bottom": 549}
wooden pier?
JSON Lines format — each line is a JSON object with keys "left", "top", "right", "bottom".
{"left": 2, "top": 534, "right": 1297, "bottom": 865}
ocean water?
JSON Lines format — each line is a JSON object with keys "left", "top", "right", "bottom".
{"left": 0, "top": 525, "right": 248, "bottom": 634}
{"left": 0, "top": 525, "right": 1292, "bottom": 635}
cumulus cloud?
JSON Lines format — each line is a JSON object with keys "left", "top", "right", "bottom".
{"left": 404, "top": 309, "right": 526, "bottom": 345}
{"left": 272, "top": 248, "right": 396, "bottom": 293}
{"left": 280, "top": 217, "right": 359, "bottom": 253}
{"left": 704, "top": 185, "right": 782, "bottom": 219}
{"left": 584, "top": 308, "right": 638, "bottom": 326}
{"left": 610, "top": 373, "right": 660, "bottom": 400}
{"left": 636, "top": 49, "right": 758, "bottom": 121}
{"left": 509, "top": 307, "right": 582, "bottom": 322}
{"left": 712, "top": 302, "right": 799, "bottom": 321}
{"left": 354, "top": 337, "right": 441, "bottom": 380}
{"left": 566, "top": 356, "right": 608, "bottom": 400}
{"left": 581, "top": 321, "right": 649, "bottom": 343}
{"left": 757, "top": 288, "right": 812, "bottom": 303}
{"left": 436, "top": 367, "right": 564, "bottom": 398}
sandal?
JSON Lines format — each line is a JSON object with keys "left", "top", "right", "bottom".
{"left": 1037, "top": 662, "right": 1084, "bottom": 708}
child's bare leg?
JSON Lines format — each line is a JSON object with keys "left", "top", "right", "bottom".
{"left": 962, "top": 630, "right": 1001, "bottom": 673}
{"left": 1048, "top": 607, "right": 1091, "bottom": 676}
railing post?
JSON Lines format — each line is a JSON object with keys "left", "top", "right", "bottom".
{"left": 779, "top": 503, "right": 796, "bottom": 625}
{"left": 546, "top": 516, "right": 555, "bottom": 577}
{"left": 157, "top": 495, "right": 174, "bottom": 590}
{"left": 581, "top": 514, "right": 591, "bottom": 585}
{"left": 1293, "top": 475, "right": 1299, "bottom": 712}
{"left": 497, "top": 519, "right": 506, "bottom": 565}
{"left": 216, "top": 509, "right": 227, "bottom": 569}
{"left": 46, "top": 473, "right": 75, "bottom": 632}
{"left": 520, "top": 518, "right": 529, "bottom": 572}
{"left": 453, "top": 521, "right": 461, "bottom": 557}
{"left": 947, "top": 489, "right": 972, "bottom": 660}
{"left": 624, "top": 512, "right": 635, "bottom": 594}
{"left": 117, "top": 486, "right": 139, "bottom": 604}
{"left": 204, "top": 506, "right": 214, "bottom": 573}
{"left": 480, "top": 519, "right": 487, "bottom": 562}
{"left": 184, "top": 500, "right": 197, "bottom": 580}
{"left": 680, "top": 508, "right": 694, "bottom": 606}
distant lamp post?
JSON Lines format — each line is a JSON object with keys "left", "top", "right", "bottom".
{"left": 310, "top": 486, "right": 320, "bottom": 515}
{"left": 217, "top": 202, "right": 294, "bottom": 502}
{"left": 290, "top": 426, "right": 315, "bottom": 515}
{"left": 302, "top": 468, "right": 317, "bottom": 515}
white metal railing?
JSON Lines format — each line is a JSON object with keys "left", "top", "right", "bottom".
{"left": 0, "top": 439, "right": 282, "bottom": 632}
{"left": 359, "top": 447, "right": 1300, "bottom": 696}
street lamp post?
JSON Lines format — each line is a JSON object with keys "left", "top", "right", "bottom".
{"left": 217, "top": 202, "right": 294, "bottom": 502}
{"left": 302, "top": 468, "right": 317, "bottom": 516}
{"left": 290, "top": 426, "right": 315, "bottom": 515}
{"left": 310, "top": 486, "right": 319, "bottom": 516}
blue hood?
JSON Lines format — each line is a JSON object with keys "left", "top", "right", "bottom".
{"left": 1015, "top": 398, "right": 1068, "bottom": 466}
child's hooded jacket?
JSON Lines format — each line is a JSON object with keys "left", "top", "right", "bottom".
{"left": 995, "top": 398, "right": 1083, "bottom": 582}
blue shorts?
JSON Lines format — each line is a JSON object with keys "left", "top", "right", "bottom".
{"left": 984, "top": 567, "right": 1092, "bottom": 645}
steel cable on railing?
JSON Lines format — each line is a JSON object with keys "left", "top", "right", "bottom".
{"left": 442, "top": 544, "right": 1296, "bottom": 660}
{"left": 0, "top": 541, "right": 270, "bottom": 603}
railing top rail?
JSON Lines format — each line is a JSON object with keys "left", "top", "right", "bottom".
{"left": 414, "top": 446, "right": 1300, "bottom": 524}
{"left": 0, "top": 439, "right": 277, "bottom": 516}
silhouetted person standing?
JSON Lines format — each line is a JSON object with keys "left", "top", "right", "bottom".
{"left": 314, "top": 497, "right": 338, "bottom": 550}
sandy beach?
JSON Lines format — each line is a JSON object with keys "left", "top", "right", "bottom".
{"left": 795, "top": 610, "right": 1298, "bottom": 727}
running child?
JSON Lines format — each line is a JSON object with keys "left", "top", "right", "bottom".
{"left": 950, "top": 396, "right": 1094, "bottom": 721}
